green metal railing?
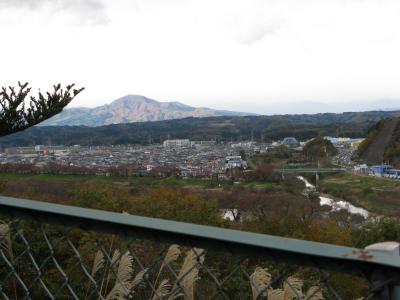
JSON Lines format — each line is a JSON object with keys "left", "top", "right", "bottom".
{"left": 275, "top": 168, "right": 346, "bottom": 174}
{"left": 0, "top": 196, "right": 399, "bottom": 299}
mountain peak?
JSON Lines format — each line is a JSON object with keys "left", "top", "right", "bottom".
{"left": 112, "top": 95, "right": 158, "bottom": 105}
{"left": 41, "top": 95, "right": 254, "bottom": 126}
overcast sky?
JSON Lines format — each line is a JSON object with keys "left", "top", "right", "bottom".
{"left": 1, "top": 0, "right": 399, "bottom": 114}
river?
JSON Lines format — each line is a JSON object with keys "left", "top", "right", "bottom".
{"left": 223, "top": 177, "right": 370, "bottom": 221}
{"left": 297, "top": 176, "right": 369, "bottom": 218}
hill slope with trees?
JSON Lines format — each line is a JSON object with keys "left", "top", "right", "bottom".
{"left": 1, "top": 110, "right": 400, "bottom": 146}
{"left": 303, "top": 137, "right": 338, "bottom": 161}
{"left": 357, "top": 117, "right": 400, "bottom": 165}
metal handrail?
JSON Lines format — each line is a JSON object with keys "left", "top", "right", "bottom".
{"left": 0, "top": 195, "right": 399, "bottom": 276}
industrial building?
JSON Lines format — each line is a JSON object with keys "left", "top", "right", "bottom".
{"left": 370, "top": 165, "right": 400, "bottom": 179}
{"left": 162, "top": 139, "right": 191, "bottom": 148}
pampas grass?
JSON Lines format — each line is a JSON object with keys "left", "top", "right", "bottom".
{"left": 132, "top": 268, "right": 147, "bottom": 289}
{"left": 116, "top": 251, "right": 134, "bottom": 284}
{"left": 268, "top": 288, "right": 284, "bottom": 300}
{"left": 84, "top": 250, "right": 105, "bottom": 299}
{"left": 151, "top": 279, "right": 172, "bottom": 300}
{"left": 250, "top": 267, "right": 272, "bottom": 300}
{"left": 0, "top": 220, "right": 16, "bottom": 299}
{"left": 306, "top": 286, "right": 324, "bottom": 300}
{"left": 283, "top": 277, "right": 303, "bottom": 300}
{"left": 169, "top": 248, "right": 205, "bottom": 300}
{"left": 151, "top": 244, "right": 181, "bottom": 299}
{"left": 248, "top": 268, "right": 326, "bottom": 300}
{"left": 109, "top": 249, "right": 121, "bottom": 279}
{"left": 105, "top": 251, "right": 146, "bottom": 299}
{"left": 106, "top": 251, "right": 134, "bottom": 299}
{"left": 91, "top": 250, "right": 105, "bottom": 277}
{"left": 162, "top": 245, "right": 181, "bottom": 270}
{"left": 106, "top": 283, "right": 127, "bottom": 300}
{"left": 0, "top": 221, "right": 12, "bottom": 260}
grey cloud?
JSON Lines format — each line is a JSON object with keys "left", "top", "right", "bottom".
{"left": 0, "top": 0, "right": 108, "bottom": 25}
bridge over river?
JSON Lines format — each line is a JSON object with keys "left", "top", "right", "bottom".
{"left": 274, "top": 168, "right": 346, "bottom": 173}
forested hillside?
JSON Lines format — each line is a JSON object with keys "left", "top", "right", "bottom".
{"left": 357, "top": 117, "right": 400, "bottom": 165}
{"left": 1, "top": 110, "right": 400, "bottom": 146}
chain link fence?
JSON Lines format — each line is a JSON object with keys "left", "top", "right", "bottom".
{"left": 0, "top": 196, "right": 399, "bottom": 299}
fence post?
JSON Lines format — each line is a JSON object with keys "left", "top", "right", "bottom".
{"left": 365, "top": 242, "right": 400, "bottom": 300}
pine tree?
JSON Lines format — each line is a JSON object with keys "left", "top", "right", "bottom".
{"left": 0, "top": 82, "right": 84, "bottom": 137}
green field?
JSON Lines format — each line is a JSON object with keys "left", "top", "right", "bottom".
{"left": 0, "top": 172, "right": 235, "bottom": 193}
{"left": 0, "top": 172, "right": 131, "bottom": 182}
{"left": 319, "top": 172, "right": 400, "bottom": 216}
{"left": 3, "top": 170, "right": 399, "bottom": 218}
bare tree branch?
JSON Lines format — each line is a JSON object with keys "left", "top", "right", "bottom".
{"left": 0, "top": 82, "right": 84, "bottom": 137}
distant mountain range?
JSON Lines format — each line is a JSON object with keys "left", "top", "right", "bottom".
{"left": 41, "top": 95, "right": 254, "bottom": 126}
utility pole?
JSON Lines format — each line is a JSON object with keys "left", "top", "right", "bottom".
{"left": 316, "top": 160, "right": 320, "bottom": 189}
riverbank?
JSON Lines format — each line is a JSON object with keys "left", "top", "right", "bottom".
{"left": 318, "top": 172, "right": 400, "bottom": 217}
{"left": 298, "top": 176, "right": 370, "bottom": 219}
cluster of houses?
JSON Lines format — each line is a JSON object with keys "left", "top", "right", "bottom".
{"left": 0, "top": 140, "right": 251, "bottom": 179}
{"left": 0, "top": 136, "right": 368, "bottom": 179}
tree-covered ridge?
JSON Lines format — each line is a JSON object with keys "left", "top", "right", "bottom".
{"left": 384, "top": 118, "right": 400, "bottom": 166}
{"left": 357, "top": 119, "right": 386, "bottom": 157}
{"left": 1, "top": 110, "right": 399, "bottom": 146}
{"left": 357, "top": 117, "right": 400, "bottom": 165}
{"left": 303, "top": 137, "right": 338, "bottom": 161}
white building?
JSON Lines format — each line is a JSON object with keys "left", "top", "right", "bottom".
{"left": 231, "top": 142, "right": 255, "bottom": 148}
{"left": 354, "top": 164, "right": 368, "bottom": 174}
{"left": 163, "top": 139, "right": 191, "bottom": 148}
{"left": 225, "top": 156, "right": 248, "bottom": 170}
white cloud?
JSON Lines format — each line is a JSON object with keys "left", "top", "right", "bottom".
{"left": 0, "top": 0, "right": 399, "bottom": 113}
{"left": 0, "top": 0, "right": 108, "bottom": 25}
